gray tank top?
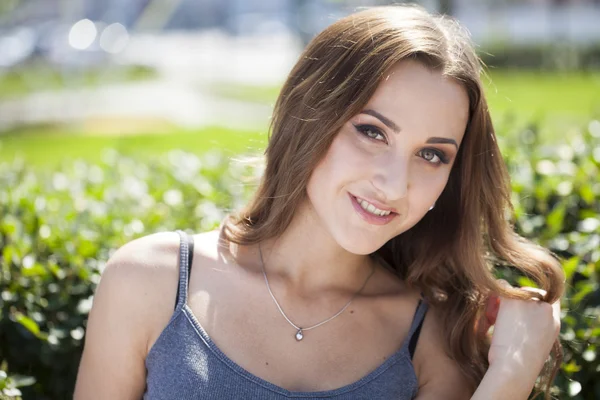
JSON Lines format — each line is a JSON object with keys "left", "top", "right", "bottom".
{"left": 144, "top": 230, "right": 428, "bottom": 399}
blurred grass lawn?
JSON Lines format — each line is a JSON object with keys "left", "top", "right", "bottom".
{"left": 0, "top": 125, "right": 267, "bottom": 170}
{"left": 213, "top": 69, "right": 600, "bottom": 126}
{"left": 1, "top": 69, "right": 599, "bottom": 169}
{"left": 483, "top": 69, "right": 600, "bottom": 123}
{"left": 0, "top": 63, "right": 156, "bottom": 100}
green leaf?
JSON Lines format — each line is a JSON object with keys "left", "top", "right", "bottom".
{"left": 21, "top": 263, "right": 48, "bottom": 278}
{"left": 563, "top": 361, "right": 582, "bottom": 374}
{"left": 579, "top": 184, "right": 595, "bottom": 205}
{"left": 14, "top": 313, "right": 40, "bottom": 337}
{"left": 563, "top": 256, "right": 580, "bottom": 282}
{"left": 517, "top": 276, "right": 539, "bottom": 288}
{"left": 572, "top": 283, "right": 596, "bottom": 305}
{"left": 546, "top": 202, "right": 566, "bottom": 236}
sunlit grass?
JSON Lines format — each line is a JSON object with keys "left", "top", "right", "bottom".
{"left": 0, "top": 124, "right": 267, "bottom": 169}
{"left": 0, "top": 63, "right": 156, "bottom": 100}
{"left": 2, "top": 70, "right": 599, "bottom": 168}
{"left": 211, "top": 70, "right": 600, "bottom": 133}
{"left": 209, "top": 70, "right": 600, "bottom": 145}
{"left": 484, "top": 70, "right": 600, "bottom": 117}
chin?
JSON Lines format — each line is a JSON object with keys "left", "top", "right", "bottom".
{"left": 334, "top": 232, "right": 389, "bottom": 255}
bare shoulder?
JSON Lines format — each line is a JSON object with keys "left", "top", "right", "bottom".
{"left": 191, "top": 229, "right": 225, "bottom": 260}
{"left": 412, "top": 305, "right": 474, "bottom": 400}
{"left": 101, "top": 230, "right": 224, "bottom": 342}
{"left": 105, "top": 231, "right": 181, "bottom": 274}
{"left": 74, "top": 231, "right": 184, "bottom": 399}
{"left": 90, "top": 229, "right": 224, "bottom": 339}
{"left": 98, "top": 231, "right": 182, "bottom": 336}
{"left": 100, "top": 231, "right": 181, "bottom": 303}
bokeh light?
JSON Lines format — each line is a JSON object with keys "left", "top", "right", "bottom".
{"left": 99, "top": 23, "right": 129, "bottom": 54}
{"left": 68, "top": 19, "right": 97, "bottom": 50}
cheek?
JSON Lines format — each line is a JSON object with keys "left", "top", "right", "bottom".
{"left": 408, "top": 167, "right": 451, "bottom": 209}
{"left": 311, "top": 134, "right": 364, "bottom": 185}
{"left": 306, "top": 133, "right": 369, "bottom": 214}
{"left": 306, "top": 138, "right": 344, "bottom": 202}
{"left": 413, "top": 166, "right": 451, "bottom": 189}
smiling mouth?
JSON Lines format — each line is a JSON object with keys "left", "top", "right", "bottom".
{"left": 349, "top": 194, "right": 398, "bottom": 225}
{"left": 353, "top": 196, "right": 395, "bottom": 216}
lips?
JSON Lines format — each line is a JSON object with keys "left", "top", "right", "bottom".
{"left": 348, "top": 193, "right": 398, "bottom": 226}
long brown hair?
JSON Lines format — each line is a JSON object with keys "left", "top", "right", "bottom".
{"left": 222, "top": 4, "right": 565, "bottom": 398}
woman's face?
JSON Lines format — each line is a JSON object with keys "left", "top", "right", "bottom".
{"left": 306, "top": 59, "right": 469, "bottom": 254}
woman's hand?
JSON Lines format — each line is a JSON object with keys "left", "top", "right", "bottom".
{"left": 483, "top": 280, "right": 561, "bottom": 382}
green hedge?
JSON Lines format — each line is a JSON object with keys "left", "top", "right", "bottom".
{"left": 479, "top": 43, "right": 600, "bottom": 70}
{"left": 0, "top": 150, "right": 258, "bottom": 399}
{"left": 0, "top": 120, "right": 599, "bottom": 399}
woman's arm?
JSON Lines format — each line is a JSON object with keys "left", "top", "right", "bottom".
{"left": 415, "top": 285, "right": 561, "bottom": 400}
{"left": 416, "top": 362, "right": 541, "bottom": 400}
{"left": 74, "top": 232, "right": 180, "bottom": 400}
{"left": 471, "top": 284, "right": 561, "bottom": 400}
{"left": 470, "top": 363, "right": 539, "bottom": 400}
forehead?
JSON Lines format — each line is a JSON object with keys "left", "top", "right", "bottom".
{"left": 363, "top": 60, "right": 469, "bottom": 146}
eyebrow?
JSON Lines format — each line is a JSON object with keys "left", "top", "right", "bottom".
{"left": 359, "top": 109, "right": 459, "bottom": 150}
{"left": 426, "top": 137, "right": 458, "bottom": 149}
{"left": 360, "top": 109, "right": 400, "bottom": 133}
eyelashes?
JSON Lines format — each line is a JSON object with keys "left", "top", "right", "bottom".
{"left": 354, "top": 124, "right": 386, "bottom": 142}
{"left": 352, "top": 123, "right": 451, "bottom": 165}
{"left": 418, "top": 148, "right": 449, "bottom": 165}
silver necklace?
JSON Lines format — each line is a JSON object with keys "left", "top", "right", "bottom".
{"left": 258, "top": 243, "right": 375, "bottom": 341}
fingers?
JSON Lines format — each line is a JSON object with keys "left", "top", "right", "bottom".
{"left": 485, "top": 293, "right": 500, "bottom": 325}
{"left": 486, "top": 279, "right": 557, "bottom": 329}
{"left": 477, "top": 292, "right": 501, "bottom": 336}
{"left": 518, "top": 286, "right": 546, "bottom": 301}
{"left": 495, "top": 279, "right": 546, "bottom": 300}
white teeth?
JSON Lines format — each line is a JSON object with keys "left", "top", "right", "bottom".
{"left": 357, "top": 198, "right": 391, "bottom": 217}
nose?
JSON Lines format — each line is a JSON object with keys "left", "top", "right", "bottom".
{"left": 370, "top": 154, "right": 409, "bottom": 202}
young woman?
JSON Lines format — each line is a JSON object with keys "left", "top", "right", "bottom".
{"left": 75, "top": 5, "right": 564, "bottom": 400}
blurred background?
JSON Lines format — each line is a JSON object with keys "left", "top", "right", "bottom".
{"left": 0, "top": 1, "right": 599, "bottom": 399}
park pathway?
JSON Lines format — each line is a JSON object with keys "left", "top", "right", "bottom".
{"left": 0, "top": 32, "right": 300, "bottom": 133}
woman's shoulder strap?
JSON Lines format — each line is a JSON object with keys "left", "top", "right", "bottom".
{"left": 407, "top": 298, "right": 429, "bottom": 360}
{"left": 174, "top": 230, "right": 195, "bottom": 311}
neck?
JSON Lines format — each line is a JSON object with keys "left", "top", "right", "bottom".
{"left": 233, "top": 199, "right": 378, "bottom": 300}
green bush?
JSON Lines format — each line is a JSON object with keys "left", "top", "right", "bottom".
{"left": 0, "top": 150, "right": 258, "bottom": 399}
{"left": 499, "top": 120, "right": 600, "bottom": 399}
{"left": 479, "top": 43, "right": 600, "bottom": 71}
{"left": 0, "top": 120, "right": 599, "bottom": 399}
